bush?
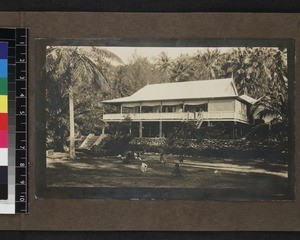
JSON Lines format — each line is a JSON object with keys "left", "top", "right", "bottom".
{"left": 130, "top": 137, "right": 168, "bottom": 153}
{"left": 88, "top": 134, "right": 133, "bottom": 156}
{"left": 129, "top": 137, "right": 288, "bottom": 161}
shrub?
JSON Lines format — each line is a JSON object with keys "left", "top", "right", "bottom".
{"left": 129, "top": 137, "right": 288, "bottom": 161}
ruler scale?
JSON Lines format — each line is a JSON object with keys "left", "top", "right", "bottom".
{"left": 15, "top": 29, "right": 27, "bottom": 213}
{"left": 0, "top": 28, "right": 28, "bottom": 214}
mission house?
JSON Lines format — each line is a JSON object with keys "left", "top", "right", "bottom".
{"left": 102, "top": 78, "right": 258, "bottom": 138}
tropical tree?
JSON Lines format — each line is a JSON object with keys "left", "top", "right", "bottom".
{"left": 220, "top": 47, "right": 287, "bottom": 98}
{"left": 46, "top": 46, "right": 122, "bottom": 159}
{"left": 193, "top": 49, "right": 222, "bottom": 80}
{"left": 155, "top": 51, "right": 171, "bottom": 72}
{"left": 250, "top": 48, "right": 288, "bottom": 124}
{"left": 220, "top": 47, "right": 288, "bottom": 138}
{"left": 45, "top": 76, "right": 69, "bottom": 151}
{"left": 220, "top": 48, "right": 252, "bottom": 95}
{"left": 169, "top": 54, "right": 195, "bottom": 82}
{"left": 156, "top": 52, "right": 195, "bottom": 82}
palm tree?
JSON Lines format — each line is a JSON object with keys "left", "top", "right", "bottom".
{"left": 250, "top": 48, "right": 288, "bottom": 124}
{"left": 156, "top": 51, "right": 171, "bottom": 72}
{"left": 193, "top": 49, "right": 221, "bottom": 80}
{"left": 221, "top": 48, "right": 250, "bottom": 95}
{"left": 112, "top": 66, "right": 134, "bottom": 97}
{"left": 170, "top": 56, "right": 195, "bottom": 82}
{"left": 156, "top": 52, "right": 194, "bottom": 82}
{"left": 46, "top": 46, "right": 122, "bottom": 159}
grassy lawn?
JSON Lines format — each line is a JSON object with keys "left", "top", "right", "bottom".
{"left": 46, "top": 152, "right": 289, "bottom": 200}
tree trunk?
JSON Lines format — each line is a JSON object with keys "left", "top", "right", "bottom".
{"left": 69, "top": 87, "right": 76, "bottom": 160}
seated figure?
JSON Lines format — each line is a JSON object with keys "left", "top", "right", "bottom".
{"left": 179, "top": 154, "right": 184, "bottom": 164}
{"left": 171, "top": 163, "right": 182, "bottom": 177}
{"left": 159, "top": 153, "right": 165, "bottom": 164}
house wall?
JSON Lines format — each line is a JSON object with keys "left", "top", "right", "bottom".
{"left": 208, "top": 99, "right": 235, "bottom": 112}
{"left": 235, "top": 100, "right": 247, "bottom": 115}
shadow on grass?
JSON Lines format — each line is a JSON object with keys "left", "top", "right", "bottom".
{"left": 45, "top": 152, "right": 289, "bottom": 200}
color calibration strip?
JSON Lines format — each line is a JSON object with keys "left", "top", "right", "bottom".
{"left": 0, "top": 28, "right": 28, "bottom": 214}
{"left": 0, "top": 42, "right": 8, "bottom": 202}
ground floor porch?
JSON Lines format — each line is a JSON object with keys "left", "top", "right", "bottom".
{"left": 103, "top": 121, "right": 250, "bottom": 139}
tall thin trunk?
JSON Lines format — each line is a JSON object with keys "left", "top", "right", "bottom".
{"left": 69, "top": 87, "right": 76, "bottom": 160}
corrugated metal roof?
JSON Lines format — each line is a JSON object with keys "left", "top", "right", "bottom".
{"left": 103, "top": 78, "right": 239, "bottom": 103}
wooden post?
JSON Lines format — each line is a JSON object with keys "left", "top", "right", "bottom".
{"left": 69, "top": 87, "right": 76, "bottom": 160}
{"left": 139, "top": 121, "right": 143, "bottom": 138}
{"left": 233, "top": 121, "right": 237, "bottom": 139}
{"left": 159, "top": 121, "right": 163, "bottom": 138}
{"left": 120, "top": 104, "right": 123, "bottom": 114}
{"left": 102, "top": 125, "right": 105, "bottom": 135}
{"left": 139, "top": 102, "right": 142, "bottom": 113}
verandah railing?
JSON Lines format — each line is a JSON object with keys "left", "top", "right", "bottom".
{"left": 103, "top": 111, "right": 248, "bottom": 122}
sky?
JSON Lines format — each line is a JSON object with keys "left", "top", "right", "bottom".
{"left": 102, "top": 47, "right": 232, "bottom": 64}
{"left": 47, "top": 45, "right": 280, "bottom": 65}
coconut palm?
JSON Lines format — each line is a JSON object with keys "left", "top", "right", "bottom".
{"left": 220, "top": 48, "right": 251, "bottom": 95}
{"left": 46, "top": 46, "right": 122, "bottom": 159}
{"left": 156, "top": 52, "right": 195, "bottom": 82}
{"left": 193, "top": 49, "right": 222, "bottom": 80}
{"left": 250, "top": 48, "right": 288, "bottom": 124}
{"left": 156, "top": 51, "right": 171, "bottom": 72}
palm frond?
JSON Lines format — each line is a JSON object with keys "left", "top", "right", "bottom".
{"left": 91, "top": 47, "right": 123, "bottom": 64}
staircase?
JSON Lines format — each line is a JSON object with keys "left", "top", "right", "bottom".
{"left": 241, "top": 124, "right": 262, "bottom": 140}
{"left": 196, "top": 113, "right": 204, "bottom": 129}
{"left": 79, "top": 134, "right": 107, "bottom": 151}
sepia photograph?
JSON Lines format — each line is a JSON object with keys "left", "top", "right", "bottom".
{"left": 36, "top": 39, "right": 295, "bottom": 200}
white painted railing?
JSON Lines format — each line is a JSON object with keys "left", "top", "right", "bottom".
{"left": 103, "top": 111, "right": 248, "bottom": 122}
{"left": 103, "top": 112, "right": 195, "bottom": 121}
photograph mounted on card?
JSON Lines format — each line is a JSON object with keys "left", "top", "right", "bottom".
{"left": 35, "top": 38, "right": 295, "bottom": 200}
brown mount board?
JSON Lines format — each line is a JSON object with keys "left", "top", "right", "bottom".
{"left": 0, "top": 12, "right": 299, "bottom": 231}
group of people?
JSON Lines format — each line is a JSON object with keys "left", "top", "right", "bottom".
{"left": 121, "top": 150, "right": 184, "bottom": 177}
{"left": 122, "top": 151, "right": 142, "bottom": 164}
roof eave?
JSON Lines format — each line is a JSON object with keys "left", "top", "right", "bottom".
{"left": 237, "top": 96, "right": 259, "bottom": 105}
{"left": 231, "top": 78, "right": 239, "bottom": 96}
{"left": 102, "top": 95, "right": 239, "bottom": 104}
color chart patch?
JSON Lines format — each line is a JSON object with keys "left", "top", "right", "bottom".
{"left": 0, "top": 42, "right": 8, "bottom": 200}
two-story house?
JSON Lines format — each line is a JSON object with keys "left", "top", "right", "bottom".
{"left": 102, "top": 78, "right": 257, "bottom": 138}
